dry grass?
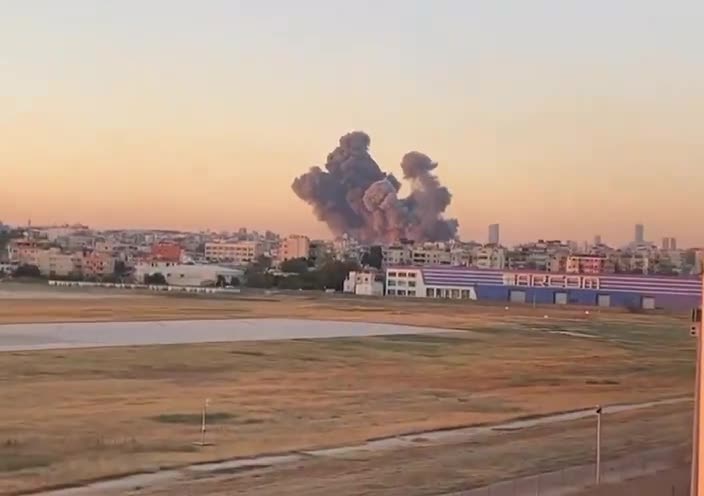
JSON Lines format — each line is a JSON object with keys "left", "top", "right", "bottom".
{"left": 0, "top": 291, "right": 695, "bottom": 494}
{"left": 113, "top": 403, "right": 693, "bottom": 496}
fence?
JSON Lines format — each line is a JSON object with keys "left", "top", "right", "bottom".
{"left": 450, "top": 446, "right": 688, "bottom": 496}
{"left": 48, "top": 280, "right": 241, "bottom": 294}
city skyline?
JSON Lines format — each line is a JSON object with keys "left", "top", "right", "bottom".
{"left": 2, "top": 217, "right": 699, "bottom": 250}
{"left": 2, "top": 1, "right": 703, "bottom": 246}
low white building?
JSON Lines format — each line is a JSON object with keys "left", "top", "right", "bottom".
{"left": 134, "top": 261, "right": 243, "bottom": 287}
{"left": 343, "top": 270, "right": 384, "bottom": 296}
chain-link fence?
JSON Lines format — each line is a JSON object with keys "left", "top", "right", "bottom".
{"left": 450, "top": 446, "right": 688, "bottom": 496}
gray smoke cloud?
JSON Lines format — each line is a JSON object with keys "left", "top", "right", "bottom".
{"left": 292, "top": 131, "right": 458, "bottom": 244}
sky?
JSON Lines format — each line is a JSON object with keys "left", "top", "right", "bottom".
{"left": 1, "top": 0, "right": 702, "bottom": 247}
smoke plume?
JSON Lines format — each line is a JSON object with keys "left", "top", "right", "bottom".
{"left": 292, "top": 131, "right": 458, "bottom": 244}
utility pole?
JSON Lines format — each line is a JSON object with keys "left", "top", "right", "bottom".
{"left": 595, "top": 405, "right": 602, "bottom": 485}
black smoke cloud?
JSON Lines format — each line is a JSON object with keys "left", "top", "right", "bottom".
{"left": 292, "top": 131, "right": 458, "bottom": 244}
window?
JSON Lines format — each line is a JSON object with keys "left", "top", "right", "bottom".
{"left": 387, "top": 280, "right": 396, "bottom": 286}
{"left": 398, "top": 290, "right": 407, "bottom": 296}
{"left": 426, "top": 288, "right": 434, "bottom": 297}
{"left": 408, "top": 280, "right": 416, "bottom": 287}
{"left": 387, "top": 289, "right": 396, "bottom": 296}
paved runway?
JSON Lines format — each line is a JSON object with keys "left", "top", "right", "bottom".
{"left": 0, "top": 319, "right": 451, "bottom": 352}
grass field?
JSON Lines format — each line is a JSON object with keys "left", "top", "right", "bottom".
{"left": 0, "top": 291, "right": 695, "bottom": 494}
{"left": 126, "top": 403, "right": 692, "bottom": 496}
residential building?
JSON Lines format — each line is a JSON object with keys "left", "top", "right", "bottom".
{"left": 471, "top": 245, "right": 506, "bottom": 270}
{"left": 382, "top": 244, "right": 412, "bottom": 266}
{"left": 566, "top": 254, "right": 607, "bottom": 274}
{"left": 488, "top": 224, "right": 500, "bottom": 245}
{"left": 205, "top": 241, "right": 263, "bottom": 264}
{"left": 411, "top": 242, "right": 452, "bottom": 265}
{"left": 594, "top": 235, "right": 602, "bottom": 246}
{"left": 670, "top": 237, "right": 678, "bottom": 250}
{"left": 35, "top": 248, "right": 80, "bottom": 278}
{"left": 151, "top": 242, "right": 183, "bottom": 263}
{"left": 343, "top": 270, "right": 384, "bottom": 296}
{"left": 8, "top": 239, "right": 41, "bottom": 265}
{"left": 281, "top": 235, "right": 310, "bottom": 261}
{"left": 83, "top": 251, "right": 116, "bottom": 278}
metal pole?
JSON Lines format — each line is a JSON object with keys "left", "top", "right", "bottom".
{"left": 200, "top": 402, "right": 207, "bottom": 446}
{"left": 596, "top": 405, "right": 602, "bottom": 485}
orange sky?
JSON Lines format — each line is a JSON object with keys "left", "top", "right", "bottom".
{"left": 2, "top": 2, "right": 703, "bottom": 246}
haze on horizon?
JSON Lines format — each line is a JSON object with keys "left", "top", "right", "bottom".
{"left": 1, "top": 1, "right": 702, "bottom": 247}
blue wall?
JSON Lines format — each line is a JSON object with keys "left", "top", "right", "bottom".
{"left": 474, "top": 285, "right": 698, "bottom": 311}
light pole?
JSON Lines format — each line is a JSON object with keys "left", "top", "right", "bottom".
{"left": 595, "top": 405, "right": 602, "bottom": 485}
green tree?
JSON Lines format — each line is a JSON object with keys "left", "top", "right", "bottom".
{"left": 144, "top": 272, "right": 167, "bottom": 285}
{"left": 13, "top": 264, "right": 42, "bottom": 278}
{"left": 318, "top": 260, "right": 359, "bottom": 291}
{"left": 280, "top": 257, "right": 309, "bottom": 274}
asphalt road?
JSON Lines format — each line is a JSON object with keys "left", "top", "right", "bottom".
{"left": 0, "top": 318, "right": 454, "bottom": 352}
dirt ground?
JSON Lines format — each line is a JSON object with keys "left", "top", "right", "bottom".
{"left": 575, "top": 467, "right": 690, "bottom": 496}
{"left": 0, "top": 288, "right": 695, "bottom": 494}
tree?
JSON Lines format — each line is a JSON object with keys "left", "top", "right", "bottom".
{"left": 13, "top": 264, "right": 42, "bottom": 278}
{"left": 280, "top": 257, "right": 309, "bottom": 274}
{"left": 318, "top": 260, "right": 359, "bottom": 291}
{"left": 361, "top": 245, "right": 383, "bottom": 269}
{"left": 144, "top": 272, "right": 167, "bottom": 285}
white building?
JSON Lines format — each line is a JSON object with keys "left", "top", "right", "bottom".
{"left": 280, "top": 235, "right": 310, "bottom": 261}
{"left": 343, "top": 270, "right": 384, "bottom": 296}
{"left": 411, "top": 242, "right": 452, "bottom": 265}
{"left": 385, "top": 267, "right": 477, "bottom": 299}
{"left": 205, "top": 241, "right": 263, "bottom": 264}
{"left": 134, "top": 261, "right": 243, "bottom": 287}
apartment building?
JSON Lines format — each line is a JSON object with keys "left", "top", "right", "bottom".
{"left": 8, "top": 239, "right": 41, "bottom": 265}
{"left": 83, "top": 251, "right": 116, "bottom": 278}
{"left": 471, "top": 245, "right": 506, "bottom": 270}
{"left": 35, "top": 248, "right": 81, "bottom": 278}
{"left": 566, "top": 254, "right": 607, "bottom": 274}
{"left": 205, "top": 241, "right": 263, "bottom": 264}
{"left": 411, "top": 243, "right": 452, "bottom": 265}
{"left": 151, "top": 242, "right": 183, "bottom": 263}
{"left": 280, "top": 235, "right": 310, "bottom": 261}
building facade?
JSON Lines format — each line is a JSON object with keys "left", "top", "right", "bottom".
{"left": 384, "top": 265, "right": 701, "bottom": 311}
{"left": 134, "top": 261, "right": 243, "bottom": 287}
{"left": 281, "top": 235, "right": 310, "bottom": 261}
{"left": 205, "top": 241, "right": 263, "bottom": 264}
{"left": 472, "top": 245, "right": 506, "bottom": 270}
{"left": 565, "top": 254, "right": 607, "bottom": 274}
{"left": 151, "top": 242, "right": 183, "bottom": 263}
{"left": 343, "top": 270, "right": 384, "bottom": 296}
